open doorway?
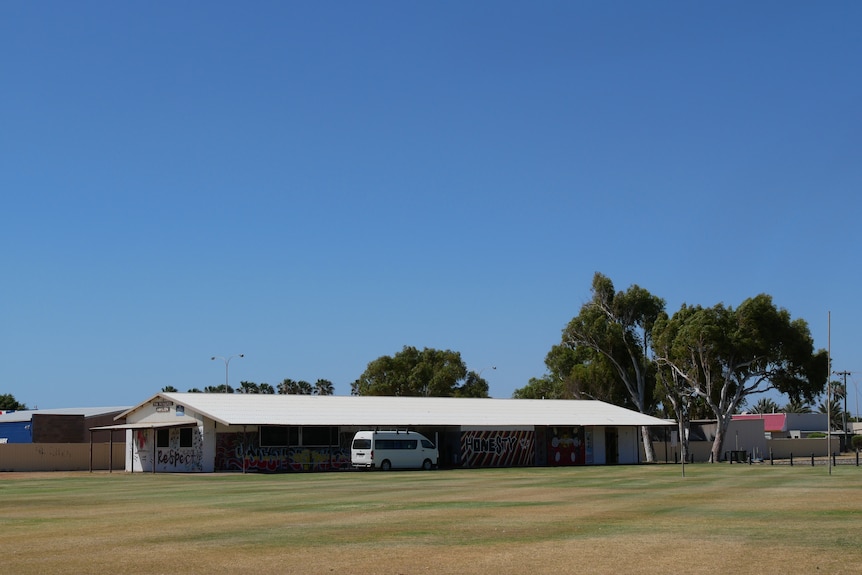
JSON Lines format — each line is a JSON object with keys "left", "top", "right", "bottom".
{"left": 604, "top": 427, "right": 618, "bottom": 464}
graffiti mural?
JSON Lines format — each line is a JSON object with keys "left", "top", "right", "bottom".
{"left": 132, "top": 427, "right": 204, "bottom": 472}
{"left": 460, "top": 430, "right": 534, "bottom": 467}
{"left": 215, "top": 433, "right": 351, "bottom": 472}
{"left": 548, "top": 426, "right": 585, "bottom": 466}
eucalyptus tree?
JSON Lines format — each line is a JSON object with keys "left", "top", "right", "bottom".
{"left": 557, "top": 272, "right": 665, "bottom": 461}
{"left": 353, "top": 346, "right": 488, "bottom": 397}
{"left": 512, "top": 375, "right": 564, "bottom": 399}
{"left": 0, "top": 393, "right": 26, "bottom": 410}
{"left": 652, "top": 294, "right": 827, "bottom": 462}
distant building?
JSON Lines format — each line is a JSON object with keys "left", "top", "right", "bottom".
{"left": 0, "top": 407, "right": 129, "bottom": 444}
{"left": 733, "top": 413, "right": 828, "bottom": 439}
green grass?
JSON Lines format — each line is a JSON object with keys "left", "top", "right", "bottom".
{"left": 1, "top": 465, "right": 861, "bottom": 574}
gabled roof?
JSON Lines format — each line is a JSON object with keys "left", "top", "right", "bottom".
{"left": 120, "top": 392, "right": 671, "bottom": 428}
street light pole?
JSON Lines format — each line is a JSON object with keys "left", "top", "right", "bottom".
{"left": 211, "top": 354, "right": 244, "bottom": 389}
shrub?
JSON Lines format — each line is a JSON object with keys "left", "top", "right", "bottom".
{"left": 851, "top": 435, "right": 862, "bottom": 452}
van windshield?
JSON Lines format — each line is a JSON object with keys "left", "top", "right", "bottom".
{"left": 352, "top": 439, "right": 372, "bottom": 449}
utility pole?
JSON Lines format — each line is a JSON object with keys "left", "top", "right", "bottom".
{"left": 835, "top": 370, "right": 851, "bottom": 452}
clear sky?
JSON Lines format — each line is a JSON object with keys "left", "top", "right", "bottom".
{"left": 2, "top": 2, "right": 860, "bottom": 411}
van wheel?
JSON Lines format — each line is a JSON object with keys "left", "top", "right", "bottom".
{"left": 422, "top": 459, "right": 433, "bottom": 471}
{"left": 380, "top": 460, "right": 392, "bottom": 471}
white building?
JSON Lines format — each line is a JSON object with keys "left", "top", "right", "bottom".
{"left": 97, "top": 393, "right": 671, "bottom": 473}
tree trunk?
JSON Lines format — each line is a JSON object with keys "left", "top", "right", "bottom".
{"left": 678, "top": 417, "right": 689, "bottom": 463}
{"left": 711, "top": 415, "right": 731, "bottom": 463}
{"left": 641, "top": 426, "right": 655, "bottom": 462}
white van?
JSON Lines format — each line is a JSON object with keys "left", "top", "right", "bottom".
{"left": 351, "top": 430, "right": 438, "bottom": 471}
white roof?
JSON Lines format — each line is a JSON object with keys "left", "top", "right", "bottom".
{"left": 121, "top": 393, "right": 669, "bottom": 428}
{"left": 0, "top": 407, "right": 130, "bottom": 423}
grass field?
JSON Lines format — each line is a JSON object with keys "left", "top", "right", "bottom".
{"left": 1, "top": 465, "right": 861, "bottom": 574}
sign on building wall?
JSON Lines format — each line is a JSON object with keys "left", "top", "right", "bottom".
{"left": 460, "top": 430, "right": 534, "bottom": 467}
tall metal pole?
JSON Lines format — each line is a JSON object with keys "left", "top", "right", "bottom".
{"left": 827, "top": 312, "right": 832, "bottom": 475}
{"left": 211, "top": 354, "right": 244, "bottom": 389}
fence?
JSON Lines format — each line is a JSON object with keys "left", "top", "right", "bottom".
{"left": 649, "top": 438, "right": 833, "bottom": 464}
{"left": 0, "top": 443, "right": 126, "bottom": 472}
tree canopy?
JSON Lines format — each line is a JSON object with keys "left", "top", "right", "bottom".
{"left": 352, "top": 346, "right": 490, "bottom": 397}
{"left": 544, "top": 272, "right": 665, "bottom": 461}
{"left": 652, "top": 294, "right": 828, "bottom": 461}
{"left": 0, "top": 393, "right": 27, "bottom": 411}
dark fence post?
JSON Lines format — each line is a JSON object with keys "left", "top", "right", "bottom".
{"left": 811, "top": 453, "right": 815, "bottom": 467}
{"left": 790, "top": 453, "right": 794, "bottom": 466}
{"left": 833, "top": 452, "right": 837, "bottom": 467}
{"left": 770, "top": 448, "right": 774, "bottom": 465}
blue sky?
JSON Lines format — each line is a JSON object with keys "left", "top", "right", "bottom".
{"left": 2, "top": 2, "right": 860, "bottom": 411}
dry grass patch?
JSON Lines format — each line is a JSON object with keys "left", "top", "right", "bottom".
{"left": 1, "top": 466, "right": 861, "bottom": 574}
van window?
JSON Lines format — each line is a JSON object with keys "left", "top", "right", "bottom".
{"left": 352, "top": 438, "right": 371, "bottom": 449}
{"left": 376, "top": 439, "right": 418, "bottom": 450}
{"left": 421, "top": 439, "right": 435, "bottom": 449}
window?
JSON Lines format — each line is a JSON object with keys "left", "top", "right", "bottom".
{"left": 352, "top": 438, "right": 371, "bottom": 450}
{"left": 259, "top": 426, "right": 338, "bottom": 447}
{"left": 376, "top": 439, "right": 418, "bottom": 450}
{"left": 156, "top": 428, "right": 169, "bottom": 447}
{"left": 421, "top": 439, "right": 435, "bottom": 449}
{"left": 179, "top": 427, "right": 193, "bottom": 448}
{"left": 301, "top": 426, "right": 337, "bottom": 446}
{"left": 260, "top": 426, "right": 290, "bottom": 447}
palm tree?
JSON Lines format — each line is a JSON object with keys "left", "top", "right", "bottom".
{"left": 204, "top": 384, "right": 234, "bottom": 393}
{"left": 750, "top": 398, "right": 780, "bottom": 414}
{"left": 818, "top": 399, "right": 845, "bottom": 430}
{"left": 314, "top": 379, "right": 335, "bottom": 396}
{"left": 258, "top": 383, "right": 275, "bottom": 394}
{"left": 278, "top": 379, "right": 312, "bottom": 395}
{"left": 161, "top": 386, "right": 178, "bottom": 393}
{"left": 784, "top": 398, "right": 812, "bottom": 413}
{"left": 237, "top": 381, "right": 260, "bottom": 394}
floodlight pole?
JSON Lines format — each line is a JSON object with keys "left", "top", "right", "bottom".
{"left": 827, "top": 313, "right": 832, "bottom": 476}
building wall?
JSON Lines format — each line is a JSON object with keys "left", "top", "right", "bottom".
{"left": 459, "top": 428, "right": 535, "bottom": 467}
{"left": 124, "top": 397, "right": 215, "bottom": 472}
{"left": 0, "top": 443, "right": 125, "bottom": 471}
{"left": 213, "top": 427, "right": 351, "bottom": 472}
{"left": 126, "top": 425, "right": 207, "bottom": 473}
{"left": 0, "top": 421, "right": 31, "bottom": 443}
{"left": 32, "top": 415, "right": 85, "bottom": 443}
